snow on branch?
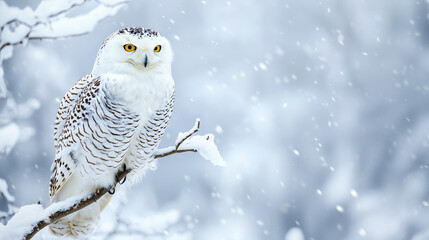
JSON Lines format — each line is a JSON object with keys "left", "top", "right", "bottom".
{"left": 0, "top": 168, "right": 130, "bottom": 240}
{"left": 155, "top": 119, "right": 226, "bottom": 167}
{"left": 0, "top": 119, "right": 224, "bottom": 239}
{"left": 0, "top": 0, "right": 127, "bottom": 51}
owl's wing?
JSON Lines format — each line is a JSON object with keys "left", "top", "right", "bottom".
{"left": 50, "top": 74, "right": 140, "bottom": 198}
{"left": 53, "top": 74, "right": 93, "bottom": 155}
{"left": 50, "top": 74, "right": 93, "bottom": 198}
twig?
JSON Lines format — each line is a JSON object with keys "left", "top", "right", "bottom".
{"left": 0, "top": 32, "right": 90, "bottom": 51}
{"left": 154, "top": 119, "right": 200, "bottom": 158}
{"left": 154, "top": 148, "right": 197, "bottom": 158}
{"left": 23, "top": 119, "right": 203, "bottom": 239}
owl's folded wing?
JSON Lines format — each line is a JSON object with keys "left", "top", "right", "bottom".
{"left": 50, "top": 74, "right": 140, "bottom": 198}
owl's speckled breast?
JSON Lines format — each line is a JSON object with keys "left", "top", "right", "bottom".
{"left": 100, "top": 72, "right": 175, "bottom": 175}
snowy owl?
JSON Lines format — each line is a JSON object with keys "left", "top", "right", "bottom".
{"left": 49, "top": 27, "right": 175, "bottom": 237}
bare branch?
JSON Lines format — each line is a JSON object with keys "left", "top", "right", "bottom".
{"left": 154, "top": 148, "right": 198, "bottom": 159}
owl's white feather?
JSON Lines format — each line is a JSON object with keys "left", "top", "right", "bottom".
{"left": 49, "top": 27, "right": 175, "bottom": 238}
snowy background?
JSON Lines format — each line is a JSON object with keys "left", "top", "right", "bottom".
{"left": 1, "top": 0, "right": 429, "bottom": 239}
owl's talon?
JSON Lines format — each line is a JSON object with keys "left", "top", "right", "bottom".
{"left": 119, "top": 175, "right": 126, "bottom": 184}
{"left": 115, "top": 163, "right": 127, "bottom": 184}
{"left": 91, "top": 194, "right": 97, "bottom": 203}
{"left": 108, "top": 187, "right": 115, "bottom": 195}
{"left": 115, "top": 173, "right": 126, "bottom": 185}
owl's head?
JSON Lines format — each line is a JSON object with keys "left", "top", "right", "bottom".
{"left": 92, "top": 27, "right": 173, "bottom": 76}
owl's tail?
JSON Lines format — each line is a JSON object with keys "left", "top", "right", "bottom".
{"left": 49, "top": 214, "right": 99, "bottom": 238}
{"left": 49, "top": 194, "right": 112, "bottom": 238}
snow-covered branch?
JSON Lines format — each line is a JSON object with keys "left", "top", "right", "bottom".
{"left": 0, "top": 119, "right": 224, "bottom": 239}
{"left": 2, "top": 167, "right": 129, "bottom": 240}
{"left": 155, "top": 119, "right": 225, "bottom": 167}
{"left": 0, "top": 0, "right": 127, "bottom": 51}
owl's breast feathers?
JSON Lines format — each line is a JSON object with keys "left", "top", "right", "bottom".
{"left": 129, "top": 87, "right": 174, "bottom": 171}
{"left": 50, "top": 74, "right": 174, "bottom": 198}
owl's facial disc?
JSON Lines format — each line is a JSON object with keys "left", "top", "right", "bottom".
{"left": 120, "top": 36, "right": 172, "bottom": 72}
{"left": 92, "top": 28, "right": 173, "bottom": 75}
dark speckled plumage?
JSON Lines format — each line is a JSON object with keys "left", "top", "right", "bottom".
{"left": 117, "top": 27, "right": 161, "bottom": 38}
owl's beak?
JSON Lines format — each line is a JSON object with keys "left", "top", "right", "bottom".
{"left": 143, "top": 54, "right": 148, "bottom": 67}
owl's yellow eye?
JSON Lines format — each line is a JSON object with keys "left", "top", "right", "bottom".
{"left": 124, "top": 44, "right": 136, "bottom": 52}
{"left": 154, "top": 45, "right": 161, "bottom": 52}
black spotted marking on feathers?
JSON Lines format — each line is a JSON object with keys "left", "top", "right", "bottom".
{"left": 117, "top": 27, "right": 161, "bottom": 38}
